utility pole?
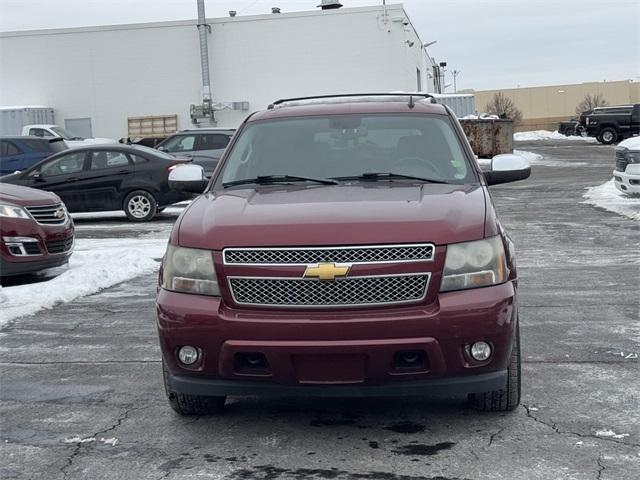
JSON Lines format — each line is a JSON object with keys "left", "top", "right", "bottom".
{"left": 452, "top": 69, "right": 461, "bottom": 93}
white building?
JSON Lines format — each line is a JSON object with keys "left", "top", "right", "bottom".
{"left": 0, "top": 3, "right": 439, "bottom": 139}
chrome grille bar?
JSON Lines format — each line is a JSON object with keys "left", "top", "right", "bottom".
{"left": 25, "top": 204, "right": 67, "bottom": 225}
{"left": 223, "top": 244, "right": 435, "bottom": 265}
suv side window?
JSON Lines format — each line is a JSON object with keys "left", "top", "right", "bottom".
{"left": 89, "top": 151, "right": 131, "bottom": 170}
{"left": 160, "top": 135, "right": 196, "bottom": 152}
{"left": 39, "top": 152, "right": 86, "bottom": 176}
{"left": 29, "top": 128, "right": 54, "bottom": 138}
{"left": 1, "top": 140, "right": 22, "bottom": 157}
{"left": 197, "top": 134, "right": 231, "bottom": 150}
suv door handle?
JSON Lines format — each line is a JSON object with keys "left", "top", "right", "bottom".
{"left": 66, "top": 177, "right": 79, "bottom": 182}
{"left": 118, "top": 170, "right": 130, "bottom": 174}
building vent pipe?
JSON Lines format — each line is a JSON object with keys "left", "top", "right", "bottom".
{"left": 317, "top": 0, "right": 343, "bottom": 9}
{"left": 196, "top": 0, "right": 213, "bottom": 119}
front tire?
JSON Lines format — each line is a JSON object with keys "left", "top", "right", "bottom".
{"left": 162, "top": 362, "right": 226, "bottom": 416}
{"left": 470, "top": 322, "right": 521, "bottom": 412}
{"left": 598, "top": 127, "right": 618, "bottom": 145}
{"left": 123, "top": 190, "right": 157, "bottom": 222}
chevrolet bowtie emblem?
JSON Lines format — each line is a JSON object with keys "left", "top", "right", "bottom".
{"left": 53, "top": 209, "right": 65, "bottom": 219}
{"left": 303, "top": 262, "right": 351, "bottom": 281}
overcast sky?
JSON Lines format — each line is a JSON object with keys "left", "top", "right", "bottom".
{"left": 1, "top": 0, "right": 638, "bottom": 91}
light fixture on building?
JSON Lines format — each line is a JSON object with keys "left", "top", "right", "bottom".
{"left": 229, "top": 10, "right": 237, "bottom": 17}
{"left": 405, "top": 40, "right": 414, "bottom": 47}
{"left": 272, "top": 7, "right": 281, "bottom": 13}
{"left": 423, "top": 41, "right": 437, "bottom": 48}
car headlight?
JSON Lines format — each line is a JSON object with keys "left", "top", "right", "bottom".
{"left": 161, "top": 244, "right": 220, "bottom": 296}
{"left": 440, "top": 236, "right": 508, "bottom": 292}
{"left": 0, "top": 204, "right": 30, "bottom": 219}
{"left": 623, "top": 150, "right": 640, "bottom": 164}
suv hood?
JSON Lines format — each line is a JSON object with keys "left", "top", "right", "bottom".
{"left": 177, "top": 184, "right": 487, "bottom": 249}
{"left": 0, "top": 182, "right": 61, "bottom": 206}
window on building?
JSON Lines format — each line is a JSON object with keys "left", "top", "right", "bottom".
{"left": 416, "top": 68, "right": 422, "bottom": 92}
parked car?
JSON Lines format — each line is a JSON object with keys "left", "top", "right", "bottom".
{"left": 119, "top": 136, "right": 169, "bottom": 148}
{"left": 613, "top": 136, "right": 640, "bottom": 195}
{"left": 557, "top": 118, "right": 583, "bottom": 136}
{"left": 0, "top": 144, "right": 193, "bottom": 222}
{"left": 21, "top": 124, "right": 117, "bottom": 147}
{"left": 157, "top": 93, "right": 531, "bottom": 416}
{"left": 582, "top": 104, "right": 640, "bottom": 144}
{"left": 155, "top": 128, "right": 235, "bottom": 176}
{"left": 0, "top": 136, "right": 68, "bottom": 175}
{"left": 0, "top": 183, "right": 74, "bottom": 277}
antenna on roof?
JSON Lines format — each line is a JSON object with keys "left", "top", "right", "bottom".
{"left": 408, "top": 94, "right": 415, "bottom": 109}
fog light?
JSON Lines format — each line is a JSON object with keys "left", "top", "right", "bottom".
{"left": 470, "top": 342, "right": 492, "bottom": 361}
{"left": 177, "top": 346, "right": 199, "bottom": 365}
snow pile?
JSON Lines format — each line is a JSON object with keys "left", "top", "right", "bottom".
{"left": 583, "top": 179, "right": 640, "bottom": 221}
{"left": 0, "top": 238, "right": 167, "bottom": 326}
{"left": 514, "top": 130, "right": 597, "bottom": 142}
{"left": 64, "top": 436, "right": 95, "bottom": 444}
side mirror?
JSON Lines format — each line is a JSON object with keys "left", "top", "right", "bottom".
{"left": 484, "top": 154, "right": 531, "bottom": 186}
{"left": 32, "top": 172, "right": 45, "bottom": 182}
{"left": 157, "top": 146, "right": 168, "bottom": 152}
{"left": 168, "top": 164, "right": 207, "bottom": 193}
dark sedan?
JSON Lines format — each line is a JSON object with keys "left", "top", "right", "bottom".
{"left": 0, "top": 144, "right": 193, "bottom": 222}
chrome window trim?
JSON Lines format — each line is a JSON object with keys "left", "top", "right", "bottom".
{"left": 227, "top": 272, "right": 431, "bottom": 309}
{"left": 222, "top": 243, "right": 436, "bottom": 266}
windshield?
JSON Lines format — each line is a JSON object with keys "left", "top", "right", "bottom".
{"left": 216, "top": 114, "right": 473, "bottom": 188}
{"left": 50, "top": 126, "right": 82, "bottom": 140}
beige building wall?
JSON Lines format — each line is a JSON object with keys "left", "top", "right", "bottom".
{"left": 468, "top": 80, "right": 640, "bottom": 132}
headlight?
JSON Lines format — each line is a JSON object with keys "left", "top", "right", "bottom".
{"left": 0, "top": 204, "right": 30, "bottom": 219}
{"left": 624, "top": 150, "right": 640, "bottom": 164}
{"left": 440, "top": 236, "right": 508, "bottom": 292}
{"left": 161, "top": 244, "right": 220, "bottom": 296}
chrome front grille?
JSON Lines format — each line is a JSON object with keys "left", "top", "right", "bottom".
{"left": 615, "top": 149, "right": 629, "bottom": 172}
{"left": 25, "top": 204, "right": 67, "bottom": 225}
{"left": 224, "top": 244, "right": 434, "bottom": 265}
{"left": 229, "top": 274, "right": 430, "bottom": 308}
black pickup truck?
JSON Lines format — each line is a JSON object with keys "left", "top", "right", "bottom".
{"left": 582, "top": 104, "right": 640, "bottom": 144}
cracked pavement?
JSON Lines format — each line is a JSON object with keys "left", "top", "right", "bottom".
{"left": 1, "top": 141, "right": 638, "bottom": 479}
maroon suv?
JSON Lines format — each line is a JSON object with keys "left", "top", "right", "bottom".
{"left": 157, "top": 94, "right": 531, "bottom": 415}
{"left": 1, "top": 183, "right": 74, "bottom": 276}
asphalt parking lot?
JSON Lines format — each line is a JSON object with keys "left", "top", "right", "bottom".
{"left": 1, "top": 140, "right": 638, "bottom": 480}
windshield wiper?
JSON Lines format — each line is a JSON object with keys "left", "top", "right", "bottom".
{"left": 223, "top": 174, "right": 339, "bottom": 188}
{"left": 333, "top": 172, "right": 451, "bottom": 184}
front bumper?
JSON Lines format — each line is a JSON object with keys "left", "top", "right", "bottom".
{"left": 0, "top": 218, "right": 74, "bottom": 277}
{"left": 613, "top": 169, "right": 640, "bottom": 195}
{"left": 157, "top": 281, "right": 517, "bottom": 397}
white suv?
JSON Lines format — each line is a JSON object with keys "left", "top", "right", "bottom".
{"left": 613, "top": 137, "right": 640, "bottom": 195}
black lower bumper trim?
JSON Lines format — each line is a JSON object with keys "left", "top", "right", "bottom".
{"left": 0, "top": 255, "right": 71, "bottom": 277}
{"left": 168, "top": 371, "right": 507, "bottom": 398}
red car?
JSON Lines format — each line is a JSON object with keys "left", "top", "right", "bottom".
{"left": 157, "top": 94, "right": 531, "bottom": 415}
{"left": 0, "top": 183, "right": 74, "bottom": 277}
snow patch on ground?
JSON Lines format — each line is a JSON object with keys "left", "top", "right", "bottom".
{"left": 0, "top": 238, "right": 167, "bottom": 326}
{"left": 514, "top": 130, "right": 597, "bottom": 143}
{"left": 595, "top": 429, "right": 630, "bottom": 439}
{"left": 582, "top": 180, "right": 640, "bottom": 221}
{"left": 514, "top": 149, "right": 589, "bottom": 168}
{"left": 64, "top": 436, "right": 95, "bottom": 444}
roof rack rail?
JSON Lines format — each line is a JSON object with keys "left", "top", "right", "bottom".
{"left": 267, "top": 93, "right": 437, "bottom": 109}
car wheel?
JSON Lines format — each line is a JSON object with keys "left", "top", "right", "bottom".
{"left": 123, "top": 190, "right": 157, "bottom": 222}
{"left": 162, "top": 361, "right": 226, "bottom": 416}
{"left": 469, "top": 322, "right": 521, "bottom": 412}
{"left": 598, "top": 127, "right": 618, "bottom": 145}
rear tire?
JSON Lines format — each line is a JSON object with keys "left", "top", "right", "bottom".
{"left": 598, "top": 127, "right": 618, "bottom": 145}
{"left": 470, "top": 322, "right": 521, "bottom": 412}
{"left": 162, "top": 361, "right": 226, "bottom": 416}
{"left": 123, "top": 190, "right": 157, "bottom": 222}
